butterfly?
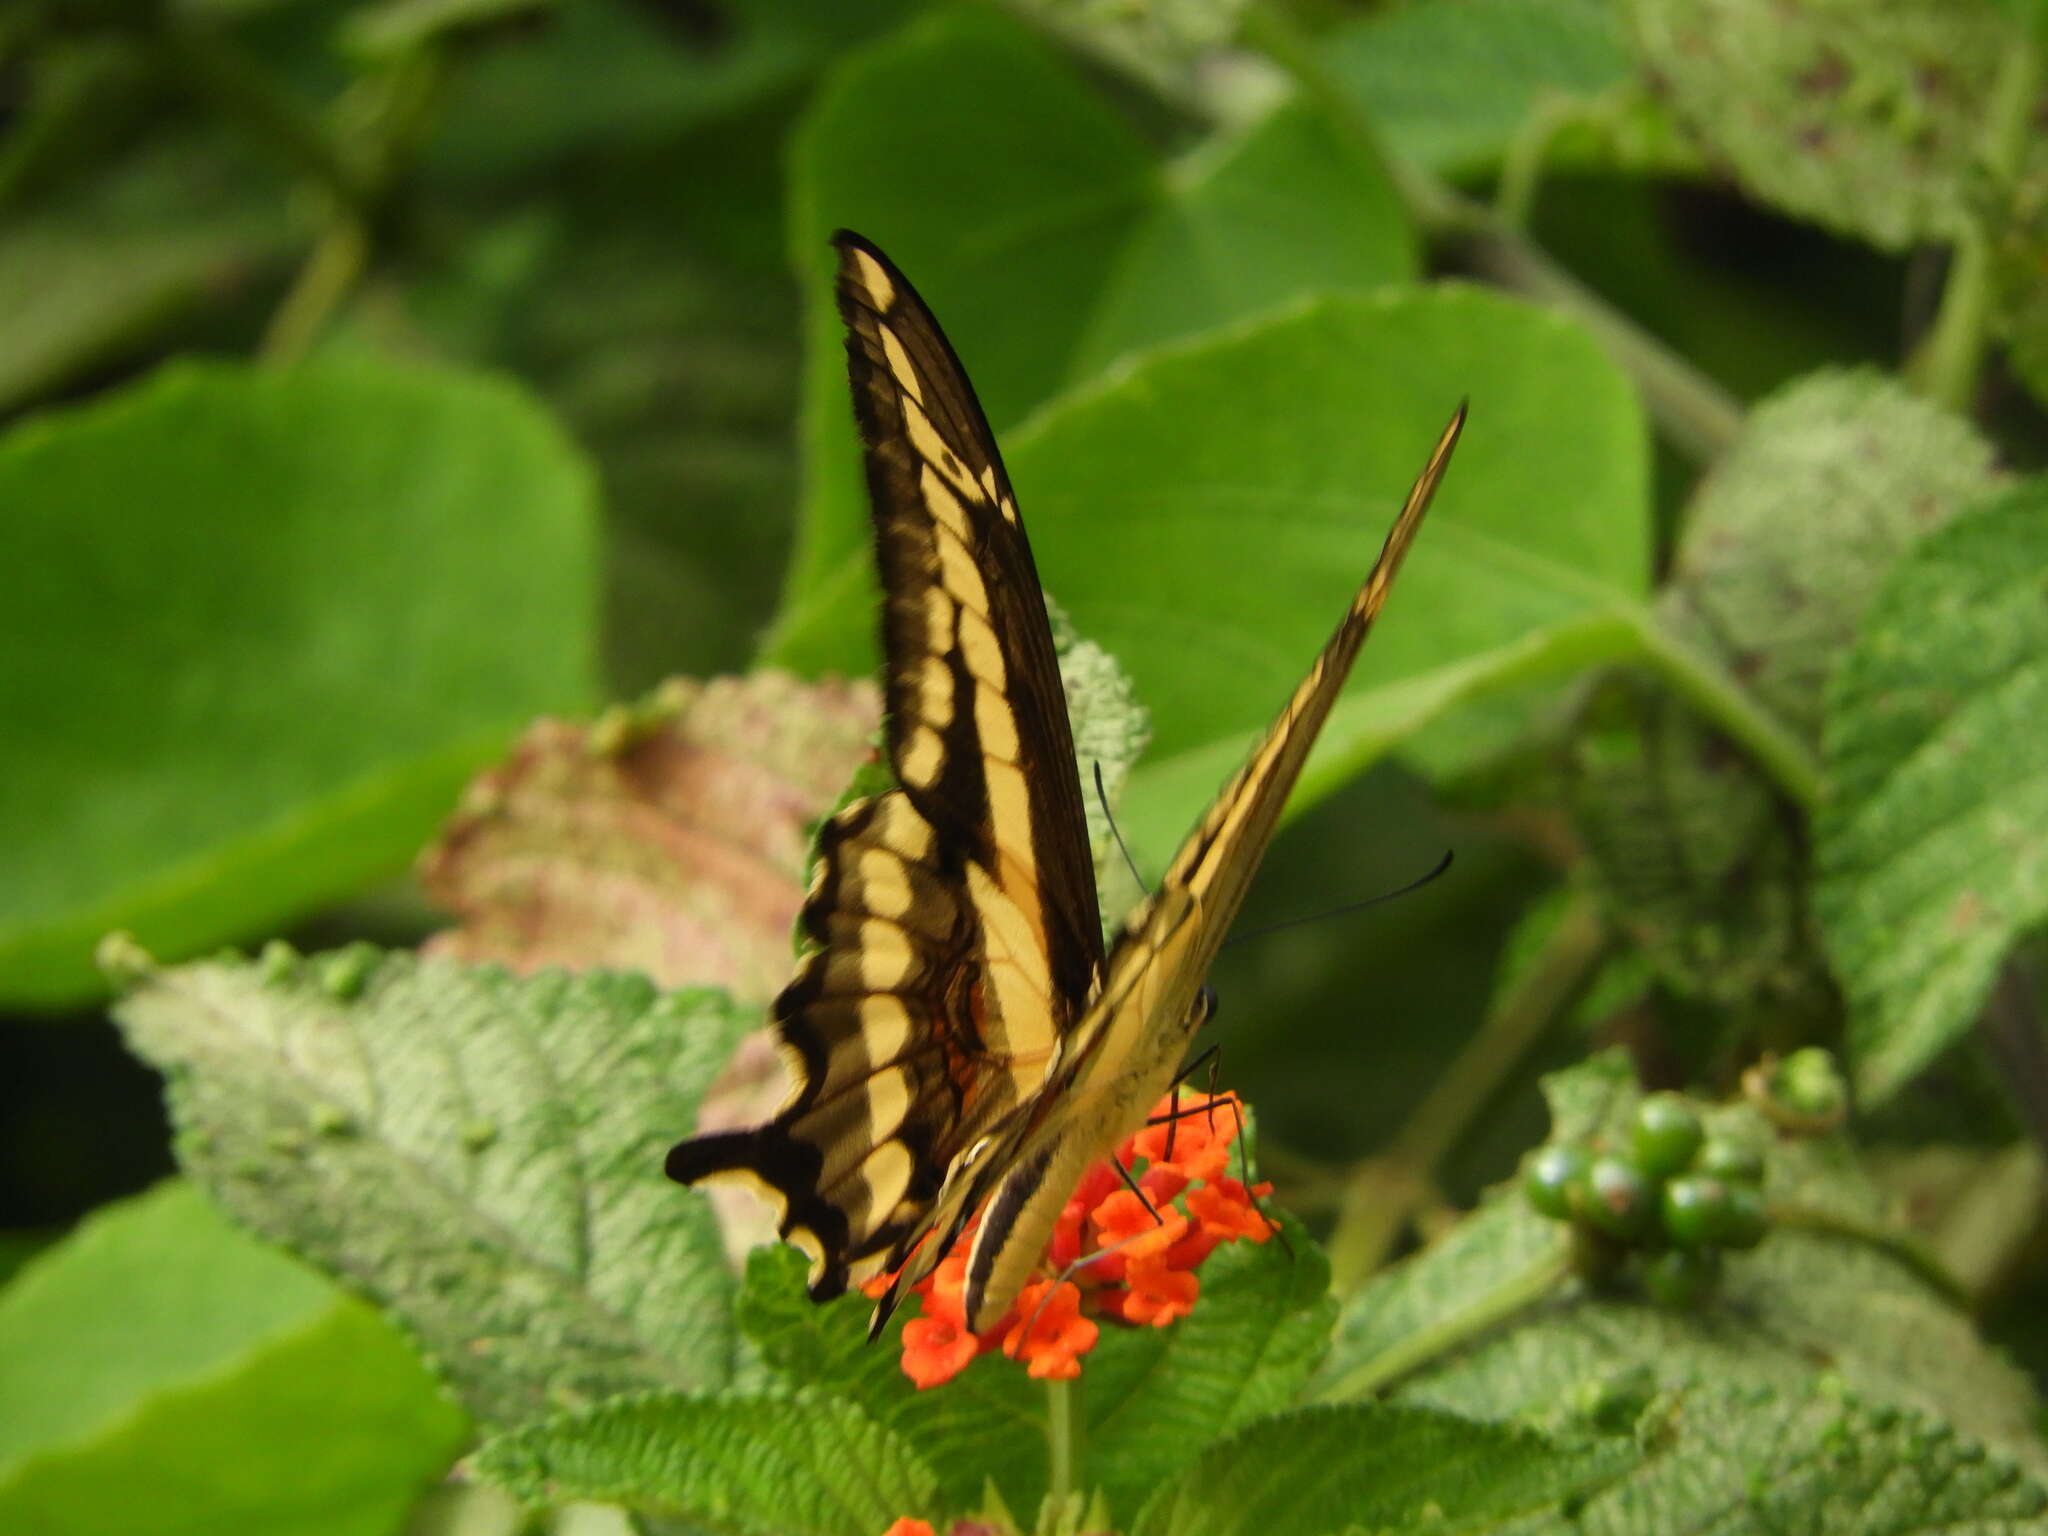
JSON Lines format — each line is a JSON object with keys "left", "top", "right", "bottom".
{"left": 667, "top": 231, "right": 1463, "bottom": 1337}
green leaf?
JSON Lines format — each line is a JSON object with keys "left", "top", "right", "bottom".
{"left": 771, "top": 6, "right": 1415, "bottom": 666}
{"left": 112, "top": 948, "right": 754, "bottom": 1429}
{"left": 1320, "top": 0, "right": 1669, "bottom": 178}
{"left": 1007, "top": 288, "right": 1649, "bottom": 864}
{"left": 0, "top": 1182, "right": 466, "bottom": 1535}
{"left": 471, "top": 1391, "right": 939, "bottom": 1536}
{"left": 0, "top": 358, "right": 599, "bottom": 1007}
{"left": 1566, "top": 371, "right": 1999, "bottom": 1014}
{"left": 1319, "top": 1057, "right": 2048, "bottom": 1476}
{"left": 737, "top": 1245, "right": 1047, "bottom": 1516}
{"left": 1085, "top": 1226, "right": 1338, "bottom": 1518}
{"left": 423, "top": 0, "right": 921, "bottom": 180}
{"left": 1556, "top": 1382, "right": 2048, "bottom": 1534}
{"left": 1129, "top": 1402, "right": 1636, "bottom": 1536}
{"left": 1816, "top": 479, "right": 2048, "bottom": 1102}
{"left": 1622, "top": 0, "right": 2044, "bottom": 250}
{"left": 0, "top": 136, "right": 298, "bottom": 414}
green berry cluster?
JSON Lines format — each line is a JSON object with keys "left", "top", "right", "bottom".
{"left": 1522, "top": 1092, "right": 1769, "bottom": 1308}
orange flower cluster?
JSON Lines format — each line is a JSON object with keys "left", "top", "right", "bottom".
{"left": 868, "top": 1092, "right": 1274, "bottom": 1389}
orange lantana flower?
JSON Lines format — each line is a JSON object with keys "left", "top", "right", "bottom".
{"left": 873, "top": 1090, "right": 1276, "bottom": 1388}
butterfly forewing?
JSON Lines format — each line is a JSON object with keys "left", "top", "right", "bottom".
{"left": 666, "top": 233, "right": 1108, "bottom": 1309}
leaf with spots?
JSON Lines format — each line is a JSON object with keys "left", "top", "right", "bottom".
{"left": 1817, "top": 478, "right": 2048, "bottom": 1102}
{"left": 1623, "top": 0, "right": 2048, "bottom": 250}
{"left": 111, "top": 944, "right": 756, "bottom": 1430}
{"left": 1565, "top": 371, "right": 1999, "bottom": 1016}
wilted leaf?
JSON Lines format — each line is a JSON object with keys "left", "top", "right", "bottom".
{"left": 113, "top": 947, "right": 753, "bottom": 1429}
{"left": 1566, "top": 371, "right": 1999, "bottom": 1012}
{"left": 420, "top": 672, "right": 881, "bottom": 1003}
{"left": 0, "top": 1183, "right": 465, "bottom": 1536}
{"left": 1816, "top": 479, "right": 2048, "bottom": 1102}
{"left": 1623, "top": 0, "right": 2045, "bottom": 250}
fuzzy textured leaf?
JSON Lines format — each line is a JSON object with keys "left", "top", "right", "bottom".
{"left": 471, "top": 1390, "right": 938, "bottom": 1536}
{"left": 1130, "top": 1402, "right": 1635, "bottom": 1536}
{"left": 1084, "top": 1224, "right": 1338, "bottom": 1518}
{"left": 1567, "top": 371, "right": 1998, "bottom": 1011}
{"left": 0, "top": 358, "right": 600, "bottom": 1007}
{"left": 113, "top": 947, "right": 753, "bottom": 1429}
{"left": 1817, "top": 480, "right": 2048, "bottom": 1102}
{"left": 0, "top": 1183, "right": 465, "bottom": 1535}
{"left": 1623, "top": 0, "right": 2046, "bottom": 249}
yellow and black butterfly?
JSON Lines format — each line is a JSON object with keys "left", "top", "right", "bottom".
{"left": 668, "top": 231, "right": 1463, "bottom": 1336}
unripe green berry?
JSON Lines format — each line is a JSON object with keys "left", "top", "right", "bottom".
{"left": 1697, "top": 1136, "right": 1764, "bottom": 1184}
{"left": 1583, "top": 1154, "right": 1658, "bottom": 1242}
{"left": 1523, "top": 1143, "right": 1590, "bottom": 1221}
{"left": 1661, "top": 1174, "right": 1731, "bottom": 1250}
{"left": 1718, "top": 1181, "right": 1768, "bottom": 1250}
{"left": 1631, "top": 1092, "right": 1704, "bottom": 1179}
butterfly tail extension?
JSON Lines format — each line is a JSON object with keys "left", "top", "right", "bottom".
{"left": 665, "top": 1127, "right": 856, "bottom": 1302}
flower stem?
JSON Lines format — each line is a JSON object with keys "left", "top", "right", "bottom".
{"left": 1910, "top": 36, "right": 2038, "bottom": 413}
{"left": 1240, "top": 1, "right": 1744, "bottom": 464}
{"left": 1622, "top": 605, "right": 1824, "bottom": 811}
{"left": 1326, "top": 895, "right": 1612, "bottom": 1292}
{"left": 1045, "top": 1374, "right": 1081, "bottom": 1509}
{"left": 1315, "top": 1241, "right": 1575, "bottom": 1401}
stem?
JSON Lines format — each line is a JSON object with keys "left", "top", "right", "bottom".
{"left": 1911, "top": 38, "right": 2039, "bottom": 413}
{"left": 1045, "top": 1374, "right": 1081, "bottom": 1509}
{"left": 152, "top": 15, "right": 370, "bottom": 215}
{"left": 1315, "top": 1243, "right": 1575, "bottom": 1401}
{"left": 1621, "top": 606, "right": 1824, "bottom": 810}
{"left": 1241, "top": 0, "right": 1744, "bottom": 464}
{"left": 259, "top": 218, "right": 368, "bottom": 363}
{"left": 1980, "top": 956, "right": 2048, "bottom": 1157}
{"left": 1326, "top": 895, "right": 1612, "bottom": 1292}
{"left": 1769, "top": 1204, "right": 1967, "bottom": 1307}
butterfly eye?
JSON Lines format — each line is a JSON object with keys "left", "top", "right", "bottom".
{"left": 1194, "top": 985, "right": 1220, "bottom": 1029}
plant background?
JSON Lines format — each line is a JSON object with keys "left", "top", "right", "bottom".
{"left": 6, "top": 0, "right": 2048, "bottom": 1532}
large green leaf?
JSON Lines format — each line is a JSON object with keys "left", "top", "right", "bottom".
{"left": 1008, "top": 288, "right": 1650, "bottom": 863}
{"left": 1129, "top": 1402, "right": 1636, "bottom": 1536}
{"left": 112, "top": 947, "right": 753, "bottom": 1429}
{"left": 1623, "top": 0, "right": 2044, "bottom": 250}
{"left": 769, "top": 5, "right": 1415, "bottom": 667}
{"left": 1319, "top": 0, "right": 1682, "bottom": 180}
{"left": 471, "top": 1391, "right": 938, "bottom": 1536}
{"left": 1565, "top": 371, "right": 1999, "bottom": 1012}
{"left": 0, "top": 1182, "right": 465, "bottom": 1535}
{"left": 1816, "top": 480, "right": 2048, "bottom": 1103}
{"left": 0, "top": 358, "right": 599, "bottom": 1007}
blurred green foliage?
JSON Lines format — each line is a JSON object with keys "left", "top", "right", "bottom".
{"left": 5, "top": 0, "right": 2048, "bottom": 1532}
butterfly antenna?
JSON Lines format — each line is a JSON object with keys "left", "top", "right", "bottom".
{"left": 1223, "top": 848, "right": 1455, "bottom": 951}
{"left": 1094, "top": 760, "right": 1150, "bottom": 895}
